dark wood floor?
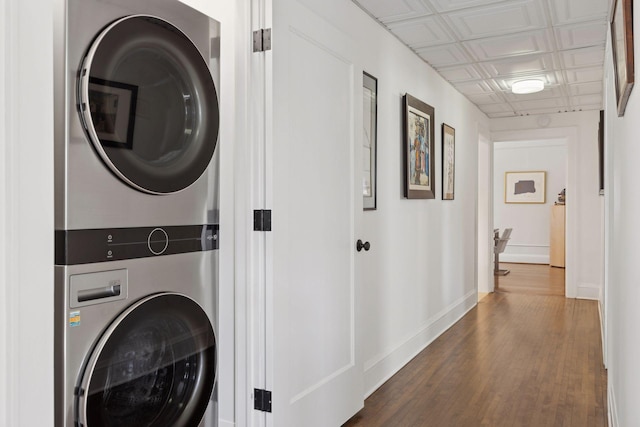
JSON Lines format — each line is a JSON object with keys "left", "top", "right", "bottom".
{"left": 344, "top": 264, "right": 607, "bottom": 427}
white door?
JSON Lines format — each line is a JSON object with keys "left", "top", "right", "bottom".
{"left": 266, "top": 0, "right": 364, "bottom": 425}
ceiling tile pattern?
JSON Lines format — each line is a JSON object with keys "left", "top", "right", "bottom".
{"left": 438, "top": 64, "right": 484, "bottom": 81}
{"left": 463, "top": 29, "right": 553, "bottom": 61}
{"left": 444, "top": 0, "right": 547, "bottom": 40}
{"left": 353, "top": 0, "right": 612, "bottom": 117}
{"left": 355, "top": 0, "right": 432, "bottom": 22}
{"left": 554, "top": 21, "right": 608, "bottom": 49}
{"left": 416, "top": 43, "right": 474, "bottom": 67}
{"left": 389, "top": 16, "right": 456, "bottom": 47}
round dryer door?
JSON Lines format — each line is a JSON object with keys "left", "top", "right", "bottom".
{"left": 76, "top": 293, "right": 217, "bottom": 426}
{"left": 78, "top": 15, "right": 220, "bottom": 194}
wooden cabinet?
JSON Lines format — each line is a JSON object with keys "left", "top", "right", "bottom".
{"left": 550, "top": 205, "right": 565, "bottom": 268}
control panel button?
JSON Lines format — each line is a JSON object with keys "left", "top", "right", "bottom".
{"left": 148, "top": 228, "right": 169, "bottom": 255}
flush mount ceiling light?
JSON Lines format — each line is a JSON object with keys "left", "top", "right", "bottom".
{"left": 511, "top": 79, "right": 545, "bottom": 94}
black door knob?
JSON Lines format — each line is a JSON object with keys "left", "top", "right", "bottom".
{"left": 356, "top": 239, "right": 371, "bottom": 252}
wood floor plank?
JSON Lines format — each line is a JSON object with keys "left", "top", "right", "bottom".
{"left": 344, "top": 264, "right": 607, "bottom": 427}
{"left": 495, "top": 263, "right": 565, "bottom": 296}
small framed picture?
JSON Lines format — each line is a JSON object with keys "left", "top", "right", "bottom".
{"left": 363, "top": 72, "right": 378, "bottom": 210}
{"left": 442, "top": 123, "right": 455, "bottom": 200}
{"left": 598, "top": 110, "right": 604, "bottom": 195}
{"left": 403, "top": 94, "right": 435, "bottom": 199}
{"left": 504, "top": 171, "right": 546, "bottom": 204}
{"left": 88, "top": 77, "right": 138, "bottom": 149}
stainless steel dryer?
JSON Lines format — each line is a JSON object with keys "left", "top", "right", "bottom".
{"left": 54, "top": 0, "right": 220, "bottom": 229}
{"left": 53, "top": 0, "right": 221, "bottom": 426}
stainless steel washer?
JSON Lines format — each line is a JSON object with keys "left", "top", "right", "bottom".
{"left": 56, "top": 251, "right": 219, "bottom": 427}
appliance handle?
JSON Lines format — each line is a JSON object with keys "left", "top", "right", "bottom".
{"left": 77, "top": 285, "right": 121, "bottom": 302}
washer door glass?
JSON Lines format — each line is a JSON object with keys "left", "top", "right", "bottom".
{"left": 77, "top": 293, "right": 216, "bottom": 426}
{"left": 79, "top": 15, "right": 219, "bottom": 194}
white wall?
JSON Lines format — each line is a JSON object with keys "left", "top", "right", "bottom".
{"left": 1, "top": 1, "right": 8, "bottom": 422}
{"left": 291, "top": 0, "right": 490, "bottom": 397}
{"left": 603, "top": 8, "right": 640, "bottom": 425}
{"left": 493, "top": 139, "right": 567, "bottom": 265}
{"left": 1, "top": 1, "right": 55, "bottom": 426}
{"left": 491, "top": 112, "right": 602, "bottom": 300}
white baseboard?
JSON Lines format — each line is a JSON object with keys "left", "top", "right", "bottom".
{"left": 362, "top": 290, "right": 477, "bottom": 398}
{"left": 499, "top": 254, "right": 549, "bottom": 264}
{"left": 576, "top": 282, "right": 601, "bottom": 300}
{"left": 219, "top": 419, "right": 235, "bottom": 427}
{"left": 598, "top": 300, "right": 606, "bottom": 367}
{"left": 608, "top": 385, "right": 619, "bottom": 427}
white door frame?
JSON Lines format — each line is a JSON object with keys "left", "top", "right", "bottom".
{"left": 477, "top": 124, "right": 494, "bottom": 295}
{"left": 237, "top": 0, "right": 271, "bottom": 426}
{"left": 491, "top": 127, "right": 578, "bottom": 298}
{"left": 1, "top": 0, "right": 55, "bottom": 425}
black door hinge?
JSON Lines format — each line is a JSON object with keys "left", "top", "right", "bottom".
{"left": 254, "top": 388, "right": 272, "bottom": 413}
{"left": 253, "top": 209, "right": 272, "bottom": 231}
{"left": 253, "top": 28, "right": 272, "bottom": 52}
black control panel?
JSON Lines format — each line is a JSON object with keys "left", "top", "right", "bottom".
{"left": 56, "top": 224, "right": 219, "bottom": 265}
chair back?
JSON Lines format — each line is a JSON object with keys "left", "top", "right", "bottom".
{"left": 494, "top": 227, "right": 512, "bottom": 254}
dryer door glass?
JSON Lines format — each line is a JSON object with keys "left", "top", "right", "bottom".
{"left": 79, "top": 15, "right": 220, "bottom": 194}
{"left": 77, "top": 293, "right": 216, "bottom": 426}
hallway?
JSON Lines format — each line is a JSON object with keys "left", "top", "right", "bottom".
{"left": 344, "top": 264, "right": 607, "bottom": 427}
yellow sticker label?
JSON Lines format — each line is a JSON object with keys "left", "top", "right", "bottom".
{"left": 69, "top": 311, "right": 80, "bottom": 327}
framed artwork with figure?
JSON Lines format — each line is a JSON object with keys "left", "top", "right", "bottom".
{"left": 403, "top": 94, "right": 435, "bottom": 199}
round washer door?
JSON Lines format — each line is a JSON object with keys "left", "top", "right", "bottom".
{"left": 78, "top": 15, "right": 220, "bottom": 194}
{"left": 76, "top": 293, "right": 216, "bottom": 427}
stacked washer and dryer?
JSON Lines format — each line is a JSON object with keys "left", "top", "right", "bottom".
{"left": 54, "top": 0, "right": 221, "bottom": 426}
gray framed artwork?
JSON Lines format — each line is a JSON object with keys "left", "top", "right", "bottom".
{"left": 504, "top": 171, "right": 546, "bottom": 204}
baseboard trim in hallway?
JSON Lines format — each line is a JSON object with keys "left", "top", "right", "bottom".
{"left": 608, "top": 387, "right": 618, "bottom": 427}
{"left": 345, "top": 291, "right": 608, "bottom": 427}
{"left": 363, "top": 290, "right": 477, "bottom": 398}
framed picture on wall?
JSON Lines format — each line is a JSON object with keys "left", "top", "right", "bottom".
{"left": 504, "top": 171, "right": 546, "bottom": 204}
{"left": 363, "top": 72, "right": 378, "bottom": 210}
{"left": 442, "top": 123, "right": 455, "bottom": 200}
{"left": 403, "top": 94, "right": 435, "bottom": 199}
{"left": 611, "top": 0, "right": 634, "bottom": 117}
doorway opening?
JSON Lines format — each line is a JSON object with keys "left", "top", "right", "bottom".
{"left": 492, "top": 138, "right": 568, "bottom": 297}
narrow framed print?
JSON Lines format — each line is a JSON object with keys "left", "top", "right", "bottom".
{"left": 611, "top": 0, "right": 634, "bottom": 116}
{"left": 363, "top": 72, "right": 378, "bottom": 210}
{"left": 504, "top": 171, "right": 546, "bottom": 204}
{"left": 88, "top": 77, "right": 138, "bottom": 149}
{"left": 403, "top": 94, "right": 435, "bottom": 199}
{"left": 598, "top": 110, "right": 604, "bottom": 195}
{"left": 442, "top": 123, "right": 455, "bottom": 200}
